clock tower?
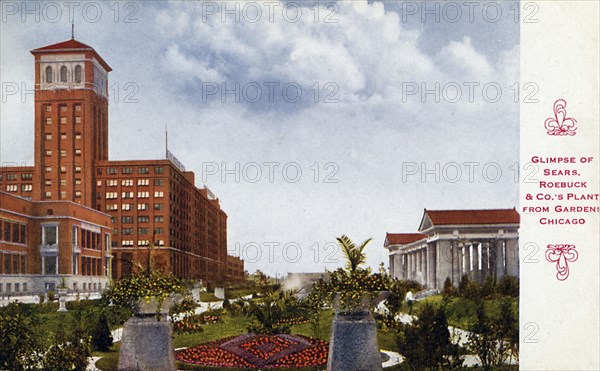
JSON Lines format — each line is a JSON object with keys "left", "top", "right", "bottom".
{"left": 30, "top": 38, "right": 111, "bottom": 207}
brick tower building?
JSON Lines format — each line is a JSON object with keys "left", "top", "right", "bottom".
{"left": 1, "top": 36, "right": 243, "bottom": 296}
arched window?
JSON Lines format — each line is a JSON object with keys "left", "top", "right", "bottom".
{"left": 60, "top": 66, "right": 67, "bottom": 82}
{"left": 45, "top": 66, "right": 53, "bottom": 83}
{"left": 74, "top": 65, "right": 82, "bottom": 83}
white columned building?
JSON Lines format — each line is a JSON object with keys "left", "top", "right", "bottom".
{"left": 384, "top": 209, "right": 520, "bottom": 291}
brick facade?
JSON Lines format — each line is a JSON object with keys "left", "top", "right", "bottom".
{"left": 0, "top": 37, "right": 243, "bottom": 294}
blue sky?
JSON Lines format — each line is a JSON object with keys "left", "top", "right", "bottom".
{"left": 1, "top": 1, "right": 520, "bottom": 276}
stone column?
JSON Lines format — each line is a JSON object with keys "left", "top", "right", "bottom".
{"left": 505, "top": 238, "right": 519, "bottom": 277}
{"left": 427, "top": 243, "right": 436, "bottom": 289}
{"left": 473, "top": 243, "right": 481, "bottom": 283}
{"left": 436, "top": 241, "right": 452, "bottom": 290}
{"left": 451, "top": 241, "right": 460, "bottom": 285}
{"left": 495, "top": 240, "right": 506, "bottom": 277}
{"left": 466, "top": 244, "right": 471, "bottom": 280}
{"left": 481, "top": 242, "right": 489, "bottom": 280}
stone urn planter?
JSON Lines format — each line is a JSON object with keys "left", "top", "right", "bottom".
{"left": 133, "top": 294, "right": 183, "bottom": 318}
{"left": 57, "top": 288, "right": 69, "bottom": 312}
{"left": 118, "top": 294, "right": 183, "bottom": 371}
{"left": 327, "top": 291, "right": 390, "bottom": 371}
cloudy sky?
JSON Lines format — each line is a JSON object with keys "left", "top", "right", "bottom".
{"left": 1, "top": 1, "right": 519, "bottom": 276}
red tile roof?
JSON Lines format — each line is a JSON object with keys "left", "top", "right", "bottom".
{"left": 31, "top": 39, "right": 112, "bottom": 71}
{"left": 32, "top": 38, "right": 93, "bottom": 51}
{"left": 384, "top": 233, "right": 427, "bottom": 247}
{"left": 425, "top": 208, "right": 520, "bottom": 226}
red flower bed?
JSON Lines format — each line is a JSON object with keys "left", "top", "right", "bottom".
{"left": 175, "top": 334, "right": 328, "bottom": 368}
{"left": 173, "top": 313, "right": 222, "bottom": 334}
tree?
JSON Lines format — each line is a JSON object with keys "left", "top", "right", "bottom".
{"left": 91, "top": 311, "right": 113, "bottom": 352}
{"left": 0, "top": 303, "right": 43, "bottom": 370}
{"left": 396, "top": 302, "right": 463, "bottom": 369}
{"left": 336, "top": 235, "right": 372, "bottom": 273}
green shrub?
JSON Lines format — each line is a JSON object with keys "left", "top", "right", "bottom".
{"left": 396, "top": 302, "right": 463, "bottom": 369}
{"left": 0, "top": 303, "right": 43, "bottom": 370}
{"left": 442, "top": 276, "right": 454, "bottom": 297}
{"left": 91, "top": 312, "right": 113, "bottom": 352}
{"left": 498, "top": 276, "right": 519, "bottom": 297}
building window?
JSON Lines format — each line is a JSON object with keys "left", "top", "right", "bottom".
{"left": 75, "top": 116, "right": 81, "bottom": 124}
{"left": 137, "top": 203, "right": 148, "bottom": 211}
{"left": 60, "top": 106, "right": 67, "bottom": 112}
{"left": 74, "top": 191, "right": 81, "bottom": 198}
{"left": 45, "top": 134, "right": 52, "bottom": 140}
{"left": 122, "top": 192, "right": 133, "bottom": 198}
{"left": 122, "top": 167, "right": 133, "bottom": 174}
{"left": 107, "top": 180, "right": 118, "bottom": 187}
{"left": 137, "top": 216, "right": 149, "bottom": 223}
{"left": 105, "top": 192, "right": 117, "bottom": 199}
{"left": 42, "top": 224, "right": 58, "bottom": 246}
{"left": 45, "top": 150, "right": 52, "bottom": 156}
{"left": 45, "top": 167, "right": 52, "bottom": 173}
{"left": 138, "top": 240, "right": 149, "bottom": 246}
{"left": 122, "top": 228, "right": 133, "bottom": 235}
{"left": 45, "top": 66, "right": 53, "bottom": 83}
{"left": 154, "top": 191, "right": 164, "bottom": 197}
{"left": 60, "top": 117, "right": 67, "bottom": 124}
{"left": 154, "top": 166, "right": 164, "bottom": 174}
{"left": 75, "top": 166, "right": 82, "bottom": 173}
{"left": 20, "top": 224, "right": 27, "bottom": 244}
{"left": 21, "top": 173, "right": 33, "bottom": 180}
{"left": 138, "top": 167, "right": 149, "bottom": 174}
{"left": 61, "top": 166, "right": 67, "bottom": 173}
{"left": 75, "top": 178, "right": 81, "bottom": 185}
{"left": 60, "top": 66, "right": 67, "bottom": 82}
{"left": 122, "top": 179, "right": 133, "bottom": 186}
{"left": 75, "top": 133, "right": 82, "bottom": 140}
{"left": 137, "top": 192, "right": 149, "bottom": 198}
{"left": 60, "top": 150, "right": 67, "bottom": 157}
{"left": 107, "top": 204, "right": 118, "bottom": 211}
{"left": 122, "top": 204, "right": 132, "bottom": 211}
{"left": 3, "top": 223, "right": 10, "bottom": 241}
{"left": 45, "top": 191, "right": 52, "bottom": 198}
{"left": 46, "top": 105, "right": 52, "bottom": 112}
{"left": 122, "top": 216, "right": 133, "bottom": 224}
{"left": 138, "top": 228, "right": 149, "bottom": 235}
{"left": 6, "top": 185, "right": 18, "bottom": 192}
{"left": 61, "top": 133, "right": 67, "bottom": 139}
{"left": 107, "top": 167, "right": 117, "bottom": 175}
{"left": 154, "top": 227, "right": 164, "bottom": 235}
{"left": 74, "top": 65, "right": 82, "bottom": 83}
{"left": 75, "top": 104, "right": 81, "bottom": 111}
{"left": 75, "top": 149, "right": 82, "bottom": 156}
{"left": 43, "top": 256, "right": 57, "bottom": 275}
{"left": 154, "top": 216, "right": 163, "bottom": 223}
{"left": 154, "top": 203, "right": 164, "bottom": 210}
{"left": 21, "top": 184, "right": 32, "bottom": 192}
{"left": 45, "top": 180, "right": 52, "bottom": 186}
{"left": 137, "top": 179, "right": 149, "bottom": 186}
{"left": 60, "top": 191, "right": 67, "bottom": 199}
{"left": 46, "top": 117, "right": 52, "bottom": 125}
{"left": 154, "top": 179, "right": 164, "bottom": 186}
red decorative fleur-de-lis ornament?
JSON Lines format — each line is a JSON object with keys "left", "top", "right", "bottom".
{"left": 544, "top": 99, "right": 577, "bottom": 136}
{"left": 545, "top": 244, "right": 578, "bottom": 280}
